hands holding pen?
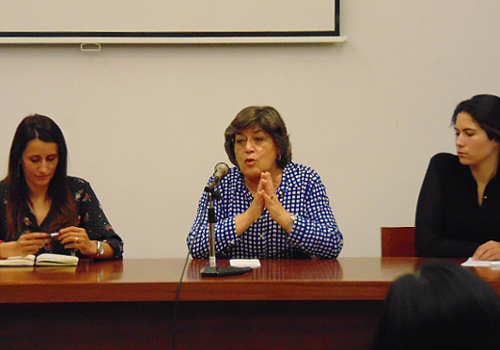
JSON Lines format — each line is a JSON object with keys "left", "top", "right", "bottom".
{"left": 53, "top": 227, "right": 99, "bottom": 256}
{"left": 5, "top": 232, "right": 52, "bottom": 256}
{"left": 0, "top": 227, "right": 100, "bottom": 258}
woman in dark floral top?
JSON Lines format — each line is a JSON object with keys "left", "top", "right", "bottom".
{"left": 0, "top": 114, "right": 123, "bottom": 259}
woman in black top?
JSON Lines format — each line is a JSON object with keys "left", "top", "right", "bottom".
{"left": 0, "top": 114, "right": 123, "bottom": 259}
{"left": 416, "top": 94, "right": 500, "bottom": 260}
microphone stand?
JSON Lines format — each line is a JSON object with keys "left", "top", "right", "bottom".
{"left": 200, "top": 186, "right": 252, "bottom": 277}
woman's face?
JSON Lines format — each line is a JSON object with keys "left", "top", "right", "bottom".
{"left": 455, "top": 112, "right": 499, "bottom": 169}
{"left": 234, "top": 125, "right": 280, "bottom": 181}
{"left": 22, "top": 138, "right": 59, "bottom": 192}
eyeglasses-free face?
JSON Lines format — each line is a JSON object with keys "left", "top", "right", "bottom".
{"left": 22, "top": 138, "right": 59, "bottom": 192}
{"left": 455, "top": 112, "right": 500, "bottom": 170}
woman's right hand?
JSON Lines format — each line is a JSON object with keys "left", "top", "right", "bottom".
{"left": 1, "top": 233, "right": 51, "bottom": 258}
{"left": 235, "top": 179, "right": 265, "bottom": 236}
{"left": 473, "top": 240, "right": 500, "bottom": 261}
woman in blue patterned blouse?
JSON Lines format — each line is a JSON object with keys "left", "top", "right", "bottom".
{"left": 188, "top": 106, "right": 343, "bottom": 259}
{"left": 0, "top": 114, "right": 123, "bottom": 259}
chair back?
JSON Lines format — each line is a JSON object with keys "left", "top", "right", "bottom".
{"left": 381, "top": 227, "right": 416, "bottom": 257}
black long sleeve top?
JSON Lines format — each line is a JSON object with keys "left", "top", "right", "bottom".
{"left": 415, "top": 153, "right": 500, "bottom": 258}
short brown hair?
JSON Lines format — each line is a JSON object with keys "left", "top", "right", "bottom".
{"left": 224, "top": 106, "right": 292, "bottom": 168}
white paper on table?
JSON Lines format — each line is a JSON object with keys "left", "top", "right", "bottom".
{"left": 230, "top": 259, "right": 261, "bottom": 268}
{"left": 461, "top": 258, "right": 500, "bottom": 268}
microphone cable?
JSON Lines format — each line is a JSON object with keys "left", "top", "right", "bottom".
{"left": 172, "top": 194, "right": 209, "bottom": 350}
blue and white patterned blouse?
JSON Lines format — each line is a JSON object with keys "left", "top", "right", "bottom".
{"left": 187, "top": 162, "right": 343, "bottom": 259}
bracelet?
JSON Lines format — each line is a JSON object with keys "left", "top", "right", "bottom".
{"left": 285, "top": 215, "right": 297, "bottom": 232}
{"left": 93, "top": 241, "right": 105, "bottom": 258}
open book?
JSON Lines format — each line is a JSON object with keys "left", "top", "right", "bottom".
{"left": 0, "top": 253, "right": 79, "bottom": 267}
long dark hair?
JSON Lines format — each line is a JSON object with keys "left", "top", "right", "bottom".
{"left": 3, "top": 114, "right": 77, "bottom": 239}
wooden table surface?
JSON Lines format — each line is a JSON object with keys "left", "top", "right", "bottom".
{"left": 2, "top": 256, "right": 496, "bottom": 304}
{"left": 1, "top": 257, "right": 499, "bottom": 350}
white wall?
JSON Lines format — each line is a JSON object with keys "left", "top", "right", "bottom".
{"left": 1, "top": 1, "right": 499, "bottom": 258}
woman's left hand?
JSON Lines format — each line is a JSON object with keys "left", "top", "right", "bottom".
{"left": 473, "top": 240, "right": 500, "bottom": 261}
{"left": 259, "top": 172, "right": 292, "bottom": 231}
{"left": 57, "top": 226, "right": 96, "bottom": 256}
{"left": 260, "top": 172, "right": 282, "bottom": 212}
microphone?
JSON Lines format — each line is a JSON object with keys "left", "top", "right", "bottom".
{"left": 200, "top": 161, "right": 252, "bottom": 277}
{"left": 205, "top": 162, "right": 229, "bottom": 191}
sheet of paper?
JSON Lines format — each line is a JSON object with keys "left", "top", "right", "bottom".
{"left": 230, "top": 259, "right": 261, "bottom": 268}
{"left": 461, "top": 258, "right": 500, "bottom": 267}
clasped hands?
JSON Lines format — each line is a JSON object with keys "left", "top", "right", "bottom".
{"left": 236, "top": 172, "right": 292, "bottom": 236}
{"left": 13, "top": 226, "right": 96, "bottom": 257}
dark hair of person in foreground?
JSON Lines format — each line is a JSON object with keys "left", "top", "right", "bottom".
{"left": 372, "top": 261, "right": 500, "bottom": 350}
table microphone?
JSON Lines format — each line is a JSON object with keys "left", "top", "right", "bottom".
{"left": 201, "top": 162, "right": 252, "bottom": 277}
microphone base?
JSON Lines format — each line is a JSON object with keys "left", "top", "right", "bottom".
{"left": 200, "top": 265, "right": 252, "bottom": 277}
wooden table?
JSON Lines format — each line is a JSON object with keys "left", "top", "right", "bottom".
{"left": 0, "top": 257, "right": 496, "bottom": 350}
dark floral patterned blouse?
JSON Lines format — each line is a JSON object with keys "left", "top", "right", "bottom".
{"left": 0, "top": 176, "right": 123, "bottom": 259}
